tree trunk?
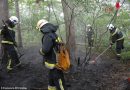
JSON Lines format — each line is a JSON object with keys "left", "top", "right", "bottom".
{"left": 61, "top": 0, "right": 77, "bottom": 65}
{"left": 0, "top": 0, "right": 9, "bottom": 26}
{"left": 14, "top": 0, "right": 23, "bottom": 47}
{"left": 47, "top": 1, "right": 51, "bottom": 21}
{"left": 0, "top": 0, "right": 9, "bottom": 59}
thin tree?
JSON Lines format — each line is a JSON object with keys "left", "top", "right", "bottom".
{"left": 61, "top": 0, "right": 77, "bottom": 65}
{"left": 0, "top": 0, "right": 9, "bottom": 58}
{"left": 14, "top": 0, "right": 23, "bottom": 47}
{"left": 0, "top": 0, "right": 9, "bottom": 27}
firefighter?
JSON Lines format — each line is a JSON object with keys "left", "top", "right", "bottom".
{"left": 0, "top": 16, "right": 21, "bottom": 71}
{"left": 86, "top": 24, "right": 94, "bottom": 48}
{"left": 107, "top": 24, "right": 124, "bottom": 60}
{"left": 36, "top": 19, "right": 66, "bottom": 90}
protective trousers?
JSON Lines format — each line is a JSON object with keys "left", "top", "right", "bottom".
{"left": 1, "top": 44, "right": 20, "bottom": 70}
{"left": 48, "top": 68, "right": 66, "bottom": 90}
{"left": 116, "top": 39, "right": 124, "bottom": 59}
{"left": 88, "top": 38, "right": 94, "bottom": 47}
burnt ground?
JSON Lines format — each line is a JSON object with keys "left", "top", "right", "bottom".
{"left": 0, "top": 46, "right": 130, "bottom": 90}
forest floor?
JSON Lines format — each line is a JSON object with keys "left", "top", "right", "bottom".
{"left": 0, "top": 46, "right": 130, "bottom": 90}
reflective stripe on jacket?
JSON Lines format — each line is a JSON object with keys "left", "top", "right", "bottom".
{"left": 111, "top": 28, "right": 118, "bottom": 36}
{"left": 1, "top": 40, "right": 14, "bottom": 44}
{"left": 0, "top": 26, "right": 15, "bottom": 44}
{"left": 45, "top": 61, "right": 56, "bottom": 69}
{"left": 116, "top": 36, "right": 124, "bottom": 41}
{"left": 111, "top": 28, "right": 124, "bottom": 43}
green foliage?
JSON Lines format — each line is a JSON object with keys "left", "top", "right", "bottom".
{"left": 8, "top": 0, "right": 64, "bottom": 46}
{"left": 121, "top": 51, "right": 130, "bottom": 60}
{"left": 22, "top": 30, "right": 42, "bottom": 46}
{"left": 8, "top": 0, "right": 130, "bottom": 49}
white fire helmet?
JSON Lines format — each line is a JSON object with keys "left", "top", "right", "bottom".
{"left": 9, "top": 16, "right": 19, "bottom": 25}
{"left": 87, "top": 24, "right": 91, "bottom": 27}
{"left": 36, "top": 19, "right": 48, "bottom": 30}
{"left": 86, "top": 24, "right": 91, "bottom": 31}
{"left": 107, "top": 24, "right": 114, "bottom": 30}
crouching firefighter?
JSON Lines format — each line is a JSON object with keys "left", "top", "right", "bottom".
{"left": 37, "top": 19, "right": 67, "bottom": 90}
{"left": 0, "top": 16, "right": 21, "bottom": 71}
{"left": 107, "top": 24, "right": 124, "bottom": 60}
{"left": 86, "top": 24, "right": 94, "bottom": 48}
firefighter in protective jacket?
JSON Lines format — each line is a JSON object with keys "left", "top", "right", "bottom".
{"left": 37, "top": 19, "right": 66, "bottom": 90}
{"left": 0, "top": 16, "right": 21, "bottom": 71}
{"left": 86, "top": 24, "right": 94, "bottom": 47}
{"left": 107, "top": 24, "right": 124, "bottom": 60}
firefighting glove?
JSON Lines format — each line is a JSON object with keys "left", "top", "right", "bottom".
{"left": 39, "top": 48, "right": 45, "bottom": 56}
{"left": 2, "top": 25, "right": 8, "bottom": 31}
{"left": 109, "top": 42, "right": 113, "bottom": 48}
{"left": 110, "top": 42, "right": 114, "bottom": 45}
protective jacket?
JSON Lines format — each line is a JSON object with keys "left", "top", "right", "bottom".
{"left": 40, "top": 23, "right": 59, "bottom": 69}
{"left": 87, "top": 29, "right": 94, "bottom": 39}
{"left": 110, "top": 27, "right": 124, "bottom": 46}
{"left": 0, "top": 25, "right": 16, "bottom": 45}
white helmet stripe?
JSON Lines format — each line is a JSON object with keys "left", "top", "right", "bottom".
{"left": 36, "top": 19, "right": 48, "bottom": 30}
{"left": 39, "top": 21, "right": 48, "bottom": 29}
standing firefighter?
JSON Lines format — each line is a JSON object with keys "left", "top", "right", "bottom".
{"left": 37, "top": 19, "right": 67, "bottom": 90}
{"left": 0, "top": 16, "right": 21, "bottom": 71}
{"left": 86, "top": 24, "right": 94, "bottom": 47}
{"left": 107, "top": 24, "right": 124, "bottom": 60}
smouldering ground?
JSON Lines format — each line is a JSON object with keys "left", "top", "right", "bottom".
{"left": 0, "top": 46, "right": 130, "bottom": 90}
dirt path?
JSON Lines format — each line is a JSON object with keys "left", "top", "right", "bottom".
{"left": 0, "top": 46, "right": 130, "bottom": 90}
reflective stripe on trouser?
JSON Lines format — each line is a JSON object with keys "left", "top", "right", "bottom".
{"left": 40, "top": 48, "right": 45, "bottom": 55}
{"left": 48, "top": 86, "right": 56, "bottom": 90}
{"left": 116, "top": 54, "right": 121, "bottom": 59}
{"left": 7, "top": 59, "right": 13, "bottom": 70}
{"left": 45, "top": 62, "right": 55, "bottom": 69}
{"left": 0, "top": 29, "right": 2, "bottom": 34}
{"left": 59, "top": 79, "right": 64, "bottom": 90}
{"left": 117, "top": 54, "right": 121, "bottom": 56}
{"left": 116, "top": 54, "right": 121, "bottom": 57}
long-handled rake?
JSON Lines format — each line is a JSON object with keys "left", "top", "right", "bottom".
{"left": 90, "top": 46, "right": 111, "bottom": 64}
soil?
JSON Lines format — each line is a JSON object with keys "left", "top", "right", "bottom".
{"left": 0, "top": 46, "right": 130, "bottom": 90}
